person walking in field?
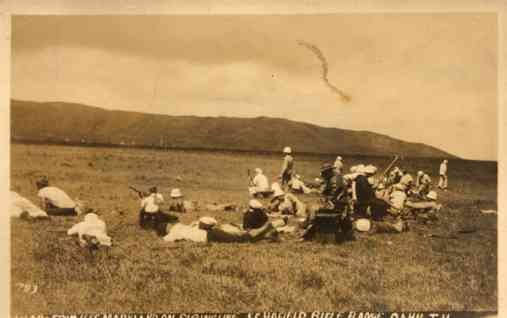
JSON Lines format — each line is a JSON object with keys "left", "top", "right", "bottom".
{"left": 36, "top": 177, "right": 82, "bottom": 216}
{"left": 438, "top": 160, "right": 448, "bottom": 190}
{"left": 279, "top": 146, "right": 294, "bottom": 189}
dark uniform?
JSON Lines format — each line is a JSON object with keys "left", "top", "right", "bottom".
{"left": 303, "top": 163, "right": 353, "bottom": 243}
{"left": 354, "top": 174, "right": 389, "bottom": 221}
{"left": 243, "top": 208, "right": 269, "bottom": 230}
{"left": 281, "top": 154, "right": 294, "bottom": 188}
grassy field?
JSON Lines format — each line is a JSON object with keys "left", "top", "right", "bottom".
{"left": 10, "top": 143, "right": 498, "bottom": 314}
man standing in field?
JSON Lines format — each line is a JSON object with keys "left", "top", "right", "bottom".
{"left": 36, "top": 177, "right": 82, "bottom": 216}
{"left": 279, "top": 146, "right": 294, "bottom": 189}
{"left": 333, "top": 156, "right": 344, "bottom": 174}
{"left": 438, "top": 160, "right": 448, "bottom": 190}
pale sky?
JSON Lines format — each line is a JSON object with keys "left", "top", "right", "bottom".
{"left": 11, "top": 14, "right": 498, "bottom": 160}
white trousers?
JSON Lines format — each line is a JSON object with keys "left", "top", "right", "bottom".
{"left": 438, "top": 174, "right": 448, "bottom": 189}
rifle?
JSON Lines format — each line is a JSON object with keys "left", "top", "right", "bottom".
{"left": 247, "top": 169, "right": 254, "bottom": 186}
{"left": 380, "top": 155, "right": 400, "bottom": 180}
{"left": 129, "top": 186, "right": 144, "bottom": 198}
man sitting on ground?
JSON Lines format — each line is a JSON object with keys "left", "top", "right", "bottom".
{"left": 269, "top": 183, "right": 307, "bottom": 217}
{"left": 287, "top": 175, "right": 313, "bottom": 194}
{"left": 168, "top": 188, "right": 186, "bottom": 213}
{"left": 368, "top": 183, "right": 407, "bottom": 234}
{"left": 415, "top": 171, "right": 432, "bottom": 198}
{"left": 387, "top": 183, "right": 408, "bottom": 216}
{"left": 405, "top": 190, "right": 441, "bottom": 222}
{"left": 399, "top": 171, "right": 414, "bottom": 187}
{"left": 352, "top": 165, "right": 390, "bottom": 220}
{"left": 243, "top": 199, "right": 269, "bottom": 230}
{"left": 36, "top": 177, "right": 82, "bottom": 216}
{"left": 139, "top": 186, "right": 177, "bottom": 236}
{"left": 387, "top": 167, "right": 403, "bottom": 186}
{"left": 300, "top": 163, "right": 354, "bottom": 243}
{"left": 249, "top": 168, "right": 271, "bottom": 198}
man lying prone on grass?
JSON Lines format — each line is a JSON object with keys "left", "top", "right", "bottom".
{"left": 163, "top": 199, "right": 280, "bottom": 243}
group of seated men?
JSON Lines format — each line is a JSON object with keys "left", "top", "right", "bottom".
{"left": 12, "top": 154, "right": 443, "bottom": 247}
{"left": 244, "top": 156, "right": 442, "bottom": 243}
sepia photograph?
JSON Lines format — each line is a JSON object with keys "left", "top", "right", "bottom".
{"left": 9, "top": 13, "right": 498, "bottom": 316}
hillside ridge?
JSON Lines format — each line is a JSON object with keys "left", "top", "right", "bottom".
{"left": 10, "top": 99, "right": 457, "bottom": 158}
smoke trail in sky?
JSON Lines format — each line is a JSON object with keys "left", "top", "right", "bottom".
{"left": 297, "top": 40, "right": 351, "bottom": 102}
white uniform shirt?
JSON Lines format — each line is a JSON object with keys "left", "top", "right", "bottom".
{"left": 141, "top": 193, "right": 164, "bottom": 213}
{"left": 390, "top": 190, "right": 407, "bottom": 210}
{"left": 399, "top": 174, "right": 414, "bottom": 186}
{"left": 67, "top": 214, "right": 112, "bottom": 247}
{"left": 439, "top": 163, "right": 447, "bottom": 175}
{"left": 421, "top": 174, "right": 431, "bottom": 184}
{"left": 334, "top": 160, "right": 343, "bottom": 172}
{"left": 163, "top": 223, "right": 208, "bottom": 243}
{"left": 37, "top": 186, "right": 76, "bottom": 209}
{"left": 11, "top": 191, "right": 48, "bottom": 218}
{"left": 253, "top": 174, "right": 269, "bottom": 191}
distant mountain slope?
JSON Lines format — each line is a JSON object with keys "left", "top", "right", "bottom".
{"left": 11, "top": 99, "right": 456, "bottom": 158}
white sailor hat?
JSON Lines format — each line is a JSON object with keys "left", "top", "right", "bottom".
{"left": 249, "top": 199, "right": 263, "bottom": 209}
{"left": 170, "top": 188, "right": 183, "bottom": 198}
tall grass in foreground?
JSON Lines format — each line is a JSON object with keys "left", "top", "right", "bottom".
{"left": 11, "top": 144, "right": 497, "bottom": 313}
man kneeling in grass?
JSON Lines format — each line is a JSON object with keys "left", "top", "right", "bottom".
{"left": 36, "top": 177, "right": 82, "bottom": 216}
{"left": 269, "top": 183, "right": 307, "bottom": 218}
{"left": 139, "top": 186, "right": 178, "bottom": 236}
{"left": 67, "top": 212, "right": 112, "bottom": 249}
{"left": 405, "top": 190, "right": 441, "bottom": 223}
